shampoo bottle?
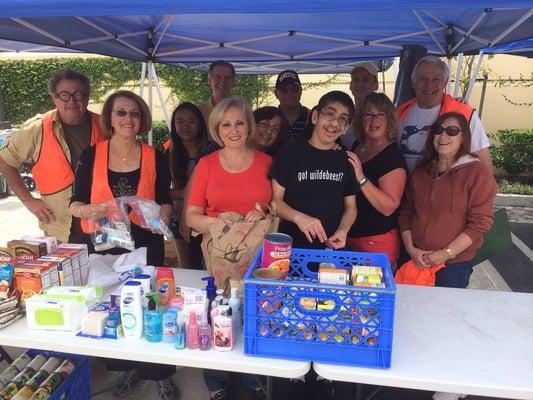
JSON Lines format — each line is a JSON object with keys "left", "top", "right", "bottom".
{"left": 121, "top": 281, "right": 143, "bottom": 339}
{"left": 175, "top": 311, "right": 186, "bottom": 350}
{"left": 156, "top": 267, "right": 175, "bottom": 306}
{"left": 186, "top": 311, "right": 199, "bottom": 349}
{"left": 144, "top": 294, "right": 162, "bottom": 342}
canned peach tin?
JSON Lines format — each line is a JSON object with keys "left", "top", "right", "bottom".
{"left": 261, "top": 233, "right": 292, "bottom": 279}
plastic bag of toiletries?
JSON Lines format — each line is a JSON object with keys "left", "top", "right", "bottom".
{"left": 89, "top": 198, "right": 135, "bottom": 252}
{"left": 122, "top": 196, "right": 174, "bottom": 239}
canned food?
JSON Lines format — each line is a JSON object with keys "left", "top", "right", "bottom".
{"left": 261, "top": 233, "right": 292, "bottom": 279}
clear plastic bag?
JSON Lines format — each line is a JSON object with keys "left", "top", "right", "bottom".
{"left": 122, "top": 196, "right": 173, "bottom": 239}
{"left": 89, "top": 198, "right": 135, "bottom": 251}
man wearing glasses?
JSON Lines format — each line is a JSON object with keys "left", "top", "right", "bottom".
{"left": 397, "top": 55, "right": 491, "bottom": 173}
{"left": 0, "top": 69, "right": 105, "bottom": 243}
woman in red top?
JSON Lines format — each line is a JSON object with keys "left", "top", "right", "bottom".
{"left": 186, "top": 97, "right": 272, "bottom": 231}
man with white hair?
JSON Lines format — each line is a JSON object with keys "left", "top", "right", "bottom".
{"left": 397, "top": 55, "right": 491, "bottom": 172}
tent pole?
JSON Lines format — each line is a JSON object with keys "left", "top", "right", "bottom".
{"left": 465, "top": 52, "right": 484, "bottom": 102}
{"left": 478, "top": 73, "right": 488, "bottom": 118}
{"left": 148, "top": 61, "right": 153, "bottom": 145}
{"left": 139, "top": 62, "right": 147, "bottom": 97}
{"left": 446, "top": 58, "right": 452, "bottom": 93}
{"left": 453, "top": 53, "right": 463, "bottom": 98}
{"left": 151, "top": 63, "right": 171, "bottom": 131}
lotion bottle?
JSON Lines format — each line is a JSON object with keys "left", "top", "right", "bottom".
{"left": 229, "top": 287, "right": 241, "bottom": 336}
{"left": 213, "top": 306, "right": 233, "bottom": 351}
{"left": 121, "top": 281, "right": 143, "bottom": 339}
{"left": 144, "top": 294, "right": 162, "bottom": 342}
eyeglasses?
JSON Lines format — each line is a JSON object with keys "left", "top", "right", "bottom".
{"left": 113, "top": 109, "right": 142, "bottom": 119}
{"left": 258, "top": 121, "right": 280, "bottom": 134}
{"left": 362, "top": 112, "right": 386, "bottom": 120}
{"left": 319, "top": 110, "right": 350, "bottom": 127}
{"left": 433, "top": 125, "right": 462, "bottom": 136}
{"left": 55, "top": 91, "right": 86, "bottom": 102}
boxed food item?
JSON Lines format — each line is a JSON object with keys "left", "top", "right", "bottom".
{"left": 0, "top": 247, "right": 14, "bottom": 266}
{"left": 7, "top": 240, "right": 47, "bottom": 265}
{"left": 39, "top": 255, "right": 74, "bottom": 286}
{"left": 14, "top": 261, "right": 59, "bottom": 306}
{"left": 21, "top": 235, "right": 57, "bottom": 254}
{"left": 51, "top": 248, "right": 82, "bottom": 285}
{"left": 57, "top": 244, "right": 89, "bottom": 284}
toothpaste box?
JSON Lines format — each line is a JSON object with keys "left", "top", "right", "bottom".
{"left": 7, "top": 240, "right": 47, "bottom": 265}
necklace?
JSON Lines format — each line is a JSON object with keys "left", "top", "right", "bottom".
{"left": 110, "top": 141, "right": 138, "bottom": 164}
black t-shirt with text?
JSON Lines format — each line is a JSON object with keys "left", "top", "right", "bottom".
{"left": 270, "top": 141, "right": 357, "bottom": 249}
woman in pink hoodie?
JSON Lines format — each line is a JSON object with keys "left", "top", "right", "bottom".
{"left": 399, "top": 112, "right": 497, "bottom": 289}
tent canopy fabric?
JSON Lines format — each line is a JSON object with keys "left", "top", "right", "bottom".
{"left": 483, "top": 38, "right": 533, "bottom": 57}
{"left": 0, "top": 1, "right": 532, "bottom": 73}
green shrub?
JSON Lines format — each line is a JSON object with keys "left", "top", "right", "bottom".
{"left": 138, "top": 120, "right": 169, "bottom": 152}
{"left": 490, "top": 129, "right": 533, "bottom": 179}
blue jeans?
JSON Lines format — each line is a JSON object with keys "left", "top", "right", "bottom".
{"left": 435, "top": 260, "right": 474, "bottom": 289}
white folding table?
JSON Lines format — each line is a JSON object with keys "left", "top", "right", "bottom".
{"left": 314, "top": 285, "right": 533, "bottom": 400}
{"left": 0, "top": 269, "right": 310, "bottom": 399}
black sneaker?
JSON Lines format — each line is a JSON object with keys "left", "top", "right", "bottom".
{"left": 210, "top": 389, "right": 227, "bottom": 400}
{"left": 112, "top": 369, "right": 141, "bottom": 397}
{"left": 158, "top": 377, "right": 180, "bottom": 400}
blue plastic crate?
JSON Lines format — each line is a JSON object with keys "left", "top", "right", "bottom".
{"left": 26, "top": 349, "right": 91, "bottom": 400}
{"left": 243, "top": 248, "right": 396, "bottom": 368}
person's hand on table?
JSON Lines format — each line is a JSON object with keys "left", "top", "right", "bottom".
{"left": 294, "top": 213, "right": 327, "bottom": 244}
{"left": 24, "top": 197, "right": 56, "bottom": 224}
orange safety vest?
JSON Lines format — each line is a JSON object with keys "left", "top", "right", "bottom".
{"left": 80, "top": 140, "right": 156, "bottom": 233}
{"left": 396, "top": 93, "right": 475, "bottom": 123}
{"left": 32, "top": 110, "right": 105, "bottom": 195}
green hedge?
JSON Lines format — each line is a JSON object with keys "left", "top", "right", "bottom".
{"left": 138, "top": 120, "right": 169, "bottom": 152}
{"left": 490, "top": 129, "right": 533, "bottom": 179}
{"left": 0, "top": 58, "right": 271, "bottom": 125}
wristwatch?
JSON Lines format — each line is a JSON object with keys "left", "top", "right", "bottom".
{"left": 445, "top": 247, "right": 455, "bottom": 260}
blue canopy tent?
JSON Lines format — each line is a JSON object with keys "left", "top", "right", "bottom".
{"left": 483, "top": 38, "right": 533, "bottom": 57}
{"left": 0, "top": 1, "right": 532, "bottom": 74}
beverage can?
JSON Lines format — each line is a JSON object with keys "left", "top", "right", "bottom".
{"left": 0, "top": 354, "right": 32, "bottom": 388}
{"left": 11, "top": 385, "right": 35, "bottom": 400}
{"left": 28, "top": 387, "right": 49, "bottom": 400}
{"left": 261, "top": 233, "right": 292, "bottom": 279}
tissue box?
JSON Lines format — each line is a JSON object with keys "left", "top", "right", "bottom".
{"left": 44, "top": 286, "right": 102, "bottom": 307}
{"left": 26, "top": 295, "right": 88, "bottom": 331}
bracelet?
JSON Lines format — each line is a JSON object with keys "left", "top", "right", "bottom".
{"left": 358, "top": 177, "right": 368, "bottom": 187}
{"left": 445, "top": 247, "right": 455, "bottom": 260}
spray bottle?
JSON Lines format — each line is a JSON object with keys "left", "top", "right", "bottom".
{"left": 175, "top": 310, "right": 186, "bottom": 350}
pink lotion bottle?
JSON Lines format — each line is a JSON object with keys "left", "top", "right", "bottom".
{"left": 213, "top": 306, "right": 233, "bottom": 351}
{"left": 186, "top": 311, "right": 200, "bottom": 349}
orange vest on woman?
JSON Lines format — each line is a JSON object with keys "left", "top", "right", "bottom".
{"left": 396, "top": 93, "right": 475, "bottom": 123}
{"left": 80, "top": 140, "right": 156, "bottom": 233}
{"left": 32, "top": 110, "right": 105, "bottom": 195}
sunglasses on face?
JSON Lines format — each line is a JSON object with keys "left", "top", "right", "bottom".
{"left": 55, "top": 91, "right": 86, "bottom": 102}
{"left": 113, "top": 109, "right": 142, "bottom": 119}
{"left": 433, "top": 125, "right": 462, "bottom": 136}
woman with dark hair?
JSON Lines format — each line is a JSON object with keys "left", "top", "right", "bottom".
{"left": 69, "top": 90, "right": 178, "bottom": 400}
{"left": 346, "top": 93, "right": 407, "bottom": 267}
{"left": 252, "top": 106, "right": 288, "bottom": 155}
{"left": 399, "top": 112, "right": 497, "bottom": 289}
{"left": 271, "top": 91, "right": 357, "bottom": 250}
{"left": 167, "top": 102, "right": 209, "bottom": 267}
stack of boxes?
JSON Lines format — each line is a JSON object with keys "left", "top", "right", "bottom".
{"left": 2, "top": 237, "right": 89, "bottom": 305}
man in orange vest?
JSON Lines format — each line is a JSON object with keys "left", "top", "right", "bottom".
{"left": 0, "top": 69, "right": 105, "bottom": 243}
{"left": 397, "top": 55, "right": 492, "bottom": 172}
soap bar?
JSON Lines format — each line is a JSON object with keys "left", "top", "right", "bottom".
{"left": 81, "top": 311, "right": 108, "bottom": 337}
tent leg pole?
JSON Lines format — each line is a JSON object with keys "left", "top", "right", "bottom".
{"left": 465, "top": 51, "right": 484, "bottom": 102}
{"left": 147, "top": 61, "right": 153, "bottom": 146}
{"left": 478, "top": 73, "right": 488, "bottom": 118}
{"left": 151, "top": 63, "right": 171, "bottom": 131}
{"left": 139, "top": 62, "right": 147, "bottom": 98}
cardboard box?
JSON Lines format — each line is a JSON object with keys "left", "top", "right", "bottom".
{"left": 40, "top": 255, "right": 73, "bottom": 286}
{"left": 58, "top": 244, "right": 89, "bottom": 284}
{"left": 0, "top": 247, "right": 14, "bottom": 266}
{"left": 14, "top": 260, "right": 59, "bottom": 305}
{"left": 21, "top": 235, "right": 57, "bottom": 254}
{"left": 7, "top": 240, "right": 47, "bottom": 264}
{"left": 53, "top": 248, "right": 82, "bottom": 285}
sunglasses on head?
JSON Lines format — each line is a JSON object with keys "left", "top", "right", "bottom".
{"left": 433, "top": 125, "right": 461, "bottom": 136}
